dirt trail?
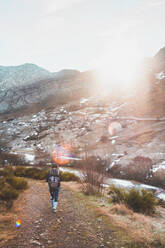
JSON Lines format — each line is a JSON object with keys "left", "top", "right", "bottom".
{"left": 3, "top": 180, "right": 118, "bottom": 248}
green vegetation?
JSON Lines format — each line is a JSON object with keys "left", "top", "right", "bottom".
{"left": 0, "top": 185, "right": 19, "bottom": 201}
{"left": 6, "top": 176, "right": 28, "bottom": 190}
{"left": 23, "top": 167, "right": 48, "bottom": 180}
{"left": 0, "top": 165, "right": 80, "bottom": 211}
{"left": 0, "top": 172, "right": 28, "bottom": 209}
{"left": 1, "top": 166, "right": 80, "bottom": 183}
{"left": 0, "top": 166, "right": 29, "bottom": 209}
{"left": 60, "top": 171, "right": 79, "bottom": 182}
{"left": 0, "top": 166, "right": 14, "bottom": 177}
{"left": 14, "top": 166, "right": 79, "bottom": 182}
{"left": 108, "top": 185, "right": 158, "bottom": 215}
{"left": 14, "top": 166, "right": 26, "bottom": 177}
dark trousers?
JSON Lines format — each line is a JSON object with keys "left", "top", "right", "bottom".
{"left": 48, "top": 184, "right": 60, "bottom": 202}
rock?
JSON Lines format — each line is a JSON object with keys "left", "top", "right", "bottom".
{"left": 47, "top": 240, "right": 53, "bottom": 244}
{"left": 30, "top": 240, "right": 41, "bottom": 246}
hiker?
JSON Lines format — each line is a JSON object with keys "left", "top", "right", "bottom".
{"left": 47, "top": 163, "right": 61, "bottom": 213}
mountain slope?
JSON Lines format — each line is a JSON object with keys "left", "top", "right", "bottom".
{"left": 0, "top": 64, "right": 90, "bottom": 115}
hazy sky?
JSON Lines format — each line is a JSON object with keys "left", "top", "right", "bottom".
{"left": 0, "top": 0, "right": 165, "bottom": 72}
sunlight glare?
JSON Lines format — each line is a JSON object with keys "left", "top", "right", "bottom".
{"left": 97, "top": 39, "right": 142, "bottom": 92}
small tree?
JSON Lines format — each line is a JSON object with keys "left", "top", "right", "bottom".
{"left": 80, "top": 156, "right": 107, "bottom": 195}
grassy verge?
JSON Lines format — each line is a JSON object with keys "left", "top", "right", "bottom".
{"left": 0, "top": 168, "right": 28, "bottom": 211}
{"left": 0, "top": 166, "right": 79, "bottom": 209}
{"left": 63, "top": 181, "right": 165, "bottom": 248}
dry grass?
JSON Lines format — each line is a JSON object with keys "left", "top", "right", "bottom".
{"left": 108, "top": 203, "right": 165, "bottom": 245}
{"left": 109, "top": 203, "right": 134, "bottom": 216}
{"left": 0, "top": 181, "right": 31, "bottom": 247}
{"left": 64, "top": 182, "right": 165, "bottom": 247}
{"left": 62, "top": 181, "right": 82, "bottom": 192}
{"left": 0, "top": 214, "right": 17, "bottom": 246}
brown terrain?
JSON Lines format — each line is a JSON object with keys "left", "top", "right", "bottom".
{"left": 1, "top": 179, "right": 165, "bottom": 248}
{"left": 1, "top": 180, "right": 120, "bottom": 248}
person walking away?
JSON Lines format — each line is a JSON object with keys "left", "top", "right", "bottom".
{"left": 47, "top": 164, "right": 61, "bottom": 213}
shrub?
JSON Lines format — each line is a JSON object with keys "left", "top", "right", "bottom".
{"left": 14, "top": 166, "right": 26, "bottom": 177}
{"left": 108, "top": 185, "right": 158, "bottom": 215}
{"left": 127, "top": 188, "right": 158, "bottom": 214}
{"left": 24, "top": 168, "right": 43, "bottom": 179}
{"left": 0, "top": 168, "right": 28, "bottom": 209}
{"left": 61, "top": 171, "right": 79, "bottom": 182}
{"left": 0, "top": 177, "right": 5, "bottom": 188}
{"left": 33, "top": 170, "right": 48, "bottom": 180}
{"left": 6, "top": 176, "right": 28, "bottom": 190}
{"left": 0, "top": 166, "right": 14, "bottom": 177}
{"left": 24, "top": 167, "right": 38, "bottom": 178}
{"left": 0, "top": 185, "right": 19, "bottom": 201}
{"left": 80, "top": 156, "right": 106, "bottom": 195}
{"left": 108, "top": 185, "right": 128, "bottom": 203}
{"left": 13, "top": 166, "right": 49, "bottom": 180}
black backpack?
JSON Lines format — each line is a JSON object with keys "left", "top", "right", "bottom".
{"left": 49, "top": 168, "right": 60, "bottom": 190}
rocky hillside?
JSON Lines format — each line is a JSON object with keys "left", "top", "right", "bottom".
{"left": 0, "top": 64, "right": 93, "bottom": 115}
{"left": 0, "top": 47, "right": 165, "bottom": 175}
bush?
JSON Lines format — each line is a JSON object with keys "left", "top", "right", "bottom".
{"left": 108, "top": 185, "right": 158, "bottom": 215}
{"left": 0, "top": 177, "right": 5, "bottom": 188}
{"left": 33, "top": 170, "right": 48, "bottom": 180}
{"left": 13, "top": 166, "right": 49, "bottom": 180}
{"left": 24, "top": 168, "right": 46, "bottom": 179}
{"left": 80, "top": 156, "right": 106, "bottom": 195}
{"left": 0, "top": 166, "right": 14, "bottom": 177}
{"left": 0, "top": 168, "right": 28, "bottom": 209}
{"left": 24, "top": 168, "right": 39, "bottom": 178}
{"left": 61, "top": 171, "right": 79, "bottom": 182}
{"left": 127, "top": 188, "right": 157, "bottom": 215}
{"left": 14, "top": 166, "right": 26, "bottom": 177}
{"left": 0, "top": 185, "right": 19, "bottom": 201}
{"left": 108, "top": 185, "right": 128, "bottom": 203}
{"left": 6, "top": 176, "right": 28, "bottom": 190}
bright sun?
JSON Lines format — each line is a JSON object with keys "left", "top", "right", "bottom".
{"left": 96, "top": 39, "right": 142, "bottom": 93}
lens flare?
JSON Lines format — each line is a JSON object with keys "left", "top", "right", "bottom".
{"left": 52, "top": 144, "right": 73, "bottom": 165}
{"left": 15, "top": 220, "right": 21, "bottom": 227}
{"left": 108, "top": 122, "right": 122, "bottom": 136}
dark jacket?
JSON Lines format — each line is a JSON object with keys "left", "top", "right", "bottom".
{"left": 46, "top": 168, "right": 61, "bottom": 187}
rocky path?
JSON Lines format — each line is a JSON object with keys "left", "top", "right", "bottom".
{"left": 3, "top": 180, "right": 118, "bottom": 248}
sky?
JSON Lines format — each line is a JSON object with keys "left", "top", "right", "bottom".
{"left": 0, "top": 0, "right": 165, "bottom": 72}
